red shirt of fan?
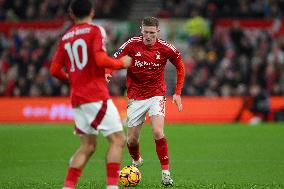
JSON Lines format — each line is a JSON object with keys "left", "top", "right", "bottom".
{"left": 114, "top": 36, "right": 182, "bottom": 100}
{"left": 52, "top": 23, "right": 110, "bottom": 107}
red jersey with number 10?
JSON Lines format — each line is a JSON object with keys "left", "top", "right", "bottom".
{"left": 114, "top": 36, "right": 183, "bottom": 100}
{"left": 52, "top": 23, "right": 110, "bottom": 107}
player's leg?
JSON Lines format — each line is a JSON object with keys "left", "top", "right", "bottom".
{"left": 127, "top": 124, "right": 144, "bottom": 167}
{"left": 98, "top": 99, "right": 126, "bottom": 189}
{"left": 149, "top": 96, "right": 169, "bottom": 170}
{"left": 126, "top": 99, "right": 148, "bottom": 167}
{"left": 63, "top": 134, "right": 97, "bottom": 189}
{"left": 150, "top": 115, "right": 169, "bottom": 170}
{"left": 149, "top": 96, "right": 173, "bottom": 186}
{"left": 105, "top": 131, "right": 126, "bottom": 189}
{"left": 150, "top": 115, "right": 173, "bottom": 186}
{"left": 62, "top": 102, "right": 101, "bottom": 189}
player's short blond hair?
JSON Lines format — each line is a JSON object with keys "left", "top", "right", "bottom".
{"left": 142, "top": 17, "right": 159, "bottom": 27}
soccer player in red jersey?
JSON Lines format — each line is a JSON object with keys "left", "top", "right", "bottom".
{"left": 113, "top": 17, "right": 185, "bottom": 186}
{"left": 50, "top": 1, "right": 132, "bottom": 189}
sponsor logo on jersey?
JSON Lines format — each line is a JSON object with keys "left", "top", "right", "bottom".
{"left": 135, "top": 52, "right": 141, "bottom": 56}
{"left": 134, "top": 60, "right": 160, "bottom": 68}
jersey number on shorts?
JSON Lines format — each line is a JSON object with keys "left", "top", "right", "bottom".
{"left": 64, "top": 38, "right": 88, "bottom": 72}
{"left": 159, "top": 99, "right": 165, "bottom": 114}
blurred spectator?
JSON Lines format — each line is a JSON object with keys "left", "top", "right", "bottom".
{"left": 229, "top": 21, "right": 245, "bottom": 51}
{"left": 160, "top": 0, "right": 283, "bottom": 19}
{"left": 184, "top": 10, "right": 210, "bottom": 45}
{"left": 0, "top": 0, "right": 283, "bottom": 21}
{"left": 0, "top": 0, "right": 129, "bottom": 21}
{"left": 248, "top": 84, "right": 271, "bottom": 124}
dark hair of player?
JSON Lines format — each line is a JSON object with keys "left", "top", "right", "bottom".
{"left": 142, "top": 17, "right": 159, "bottom": 27}
{"left": 69, "top": 0, "right": 94, "bottom": 19}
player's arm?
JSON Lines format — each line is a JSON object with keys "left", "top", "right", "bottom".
{"left": 170, "top": 55, "right": 185, "bottom": 112}
{"left": 50, "top": 44, "right": 68, "bottom": 81}
{"left": 93, "top": 26, "right": 131, "bottom": 70}
{"left": 104, "top": 40, "right": 132, "bottom": 82}
{"left": 50, "top": 62, "right": 68, "bottom": 81}
{"left": 94, "top": 51, "right": 131, "bottom": 69}
{"left": 173, "top": 59, "right": 185, "bottom": 96}
{"left": 104, "top": 54, "right": 131, "bottom": 83}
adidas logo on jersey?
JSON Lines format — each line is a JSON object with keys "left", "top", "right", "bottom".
{"left": 135, "top": 52, "right": 141, "bottom": 56}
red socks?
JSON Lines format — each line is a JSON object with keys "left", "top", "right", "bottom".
{"left": 106, "top": 162, "right": 120, "bottom": 186}
{"left": 127, "top": 138, "right": 169, "bottom": 170}
{"left": 127, "top": 143, "right": 140, "bottom": 161}
{"left": 63, "top": 164, "right": 120, "bottom": 188}
{"left": 155, "top": 137, "right": 169, "bottom": 170}
{"left": 63, "top": 167, "right": 82, "bottom": 188}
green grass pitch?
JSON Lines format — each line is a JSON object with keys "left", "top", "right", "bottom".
{"left": 0, "top": 123, "right": 284, "bottom": 189}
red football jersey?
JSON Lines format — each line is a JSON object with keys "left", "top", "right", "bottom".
{"left": 52, "top": 23, "right": 110, "bottom": 107}
{"left": 114, "top": 36, "right": 183, "bottom": 100}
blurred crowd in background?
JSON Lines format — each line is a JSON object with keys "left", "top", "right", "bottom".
{"left": 160, "top": 0, "right": 284, "bottom": 18}
{"left": 0, "top": 0, "right": 130, "bottom": 21}
{"left": 1, "top": 0, "right": 284, "bottom": 21}
{"left": 0, "top": 0, "right": 284, "bottom": 101}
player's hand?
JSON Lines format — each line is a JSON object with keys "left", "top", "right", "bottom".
{"left": 172, "top": 94, "right": 183, "bottom": 112}
{"left": 105, "top": 74, "right": 112, "bottom": 83}
{"left": 120, "top": 55, "right": 132, "bottom": 68}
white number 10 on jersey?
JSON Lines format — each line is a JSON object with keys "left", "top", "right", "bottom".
{"left": 64, "top": 38, "right": 88, "bottom": 72}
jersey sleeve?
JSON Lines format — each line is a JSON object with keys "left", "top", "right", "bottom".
{"left": 91, "top": 25, "right": 125, "bottom": 70}
{"left": 95, "top": 51, "right": 124, "bottom": 69}
{"left": 105, "top": 68, "right": 113, "bottom": 74}
{"left": 52, "top": 41, "right": 65, "bottom": 66}
{"left": 50, "top": 41, "right": 68, "bottom": 81}
{"left": 168, "top": 47, "right": 185, "bottom": 95}
{"left": 113, "top": 38, "right": 131, "bottom": 59}
{"left": 93, "top": 25, "right": 107, "bottom": 53}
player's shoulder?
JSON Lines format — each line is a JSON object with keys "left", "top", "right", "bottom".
{"left": 125, "top": 36, "right": 143, "bottom": 46}
{"left": 84, "top": 23, "right": 107, "bottom": 37}
{"left": 88, "top": 23, "right": 105, "bottom": 31}
{"left": 118, "top": 36, "right": 142, "bottom": 50}
{"left": 157, "top": 38, "right": 178, "bottom": 53}
{"left": 128, "top": 36, "right": 143, "bottom": 42}
{"left": 61, "top": 26, "right": 75, "bottom": 41}
{"left": 61, "top": 23, "right": 106, "bottom": 41}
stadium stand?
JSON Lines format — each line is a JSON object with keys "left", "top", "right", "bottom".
{"left": 0, "top": 0, "right": 284, "bottom": 99}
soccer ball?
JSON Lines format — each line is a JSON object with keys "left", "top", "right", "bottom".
{"left": 119, "top": 165, "right": 141, "bottom": 187}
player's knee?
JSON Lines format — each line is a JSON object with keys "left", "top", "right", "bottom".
{"left": 152, "top": 129, "right": 164, "bottom": 140}
{"left": 111, "top": 133, "right": 126, "bottom": 148}
{"left": 119, "top": 134, "right": 127, "bottom": 147}
{"left": 127, "top": 136, "right": 139, "bottom": 147}
{"left": 83, "top": 143, "right": 96, "bottom": 155}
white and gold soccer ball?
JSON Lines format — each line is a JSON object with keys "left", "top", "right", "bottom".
{"left": 119, "top": 165, "right": 141, "bottom": 187}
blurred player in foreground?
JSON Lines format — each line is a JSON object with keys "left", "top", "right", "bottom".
{"left": 50, "top": 0, "right": 131, "bottom": 189}
{"left": 113, "top": 16, "right": 185, "bottom": 186}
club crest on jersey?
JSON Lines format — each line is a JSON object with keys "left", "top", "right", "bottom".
{"left": 135, "top": 52, "right": 141, "bottom": 57}
{"left": 156, "top": 51, "right": 160, "bottom": 59}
